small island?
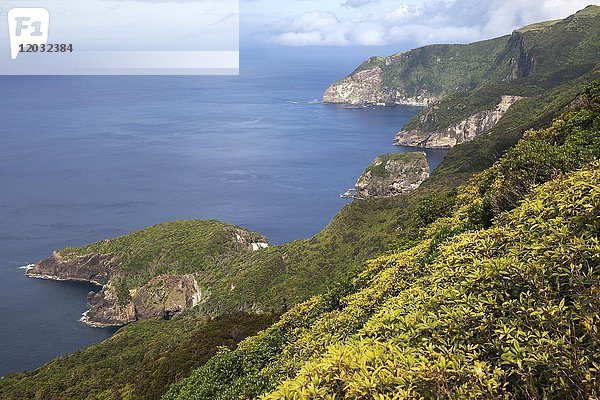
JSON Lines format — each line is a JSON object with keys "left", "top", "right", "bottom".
{"left": 354, "top": 152, "right": 430, "bottom": 199}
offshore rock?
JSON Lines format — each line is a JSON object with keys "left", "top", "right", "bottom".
{"left": 355, "top": 152, "right": 430, "bottom": 199}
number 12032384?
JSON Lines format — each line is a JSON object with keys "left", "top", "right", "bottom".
{"left": 19, "top": 43, "right": 74, "bottom": 53}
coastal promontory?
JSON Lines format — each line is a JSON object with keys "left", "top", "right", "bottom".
{"left": 27, "top": 220, "right": 270, "bottom": 326}
{"left": 354, "top": 152, "right": 430, "bottom": 199}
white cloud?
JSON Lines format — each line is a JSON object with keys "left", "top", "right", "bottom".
{"left": 385, "top": 4, "right": 417, "bottom": 22}
{"left": 269, "top": 11, "right": 386, "bottom": 46}
{"left": 263, "top": 0, "right": 599, "bottom": 46}
{"left": 342, "top": 0, "right": 381, "bottom": 8}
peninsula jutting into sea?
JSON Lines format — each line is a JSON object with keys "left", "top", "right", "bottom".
{"left": 1, "top": 3, "right": 599, "bottom": 399}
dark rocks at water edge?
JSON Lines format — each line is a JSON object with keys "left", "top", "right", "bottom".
{"left": 26, "top": 252, "right": 116, "bottom": 286}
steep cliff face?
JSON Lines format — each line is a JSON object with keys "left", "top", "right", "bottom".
{"left": 26, "top": 221, "right": 270, "bottom": 327}
{"left": 323, "top": 66, "right": 386, "bottom": 105}
{"left": 355, "top": 152, "right": 430, "bottom": 199}
{"left": 84, "top": 285, "right": 136, "bottom": 327}
{"left": 83, "top": 274, "right": 203, "bottom": 327}
{"left": 323, "top": 65, "right": 439, "bottom": 106}
{"left": 394, "top": 95, "right": 524, "bottom": 148}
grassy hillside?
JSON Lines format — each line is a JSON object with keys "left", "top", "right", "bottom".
{"left": 197, "top": 76, "right": 599, "bottom": 315}
{"left": 404, "top": 5, "right": 600, "bottom": 132}
{"left": 164, "top": 81, "right": 600, "bottom": 399}
{"left": 425, "top": 67, "right": 600, "bottom": 187}
{"left": 57, "top": 220, "right": 268, "bottom": 304}
{"left": 28, "top": 9, "right": 600, "bottom": 320}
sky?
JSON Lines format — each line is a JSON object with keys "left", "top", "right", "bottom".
{"left": 0, "top": 0, "right": 239, "bottom": 51}
{"left": 1, "top": 0, "right": 598, "bottom": 55}
{"left": 243, "top": 0, "right": 600, "bottom": 48}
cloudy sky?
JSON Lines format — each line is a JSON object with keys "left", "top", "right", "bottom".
{"left": 243, "top": 0, "right": 600, "bottom": 47}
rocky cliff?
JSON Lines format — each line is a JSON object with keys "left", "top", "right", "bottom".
{"left": 323, "top": 64, "right": 439, "bottom": 106}
{"left": 394, "top": 95, "right": 524, "bottom": 148}
{"left": 27, "top": 252, "right": 117, "bottom": 285}
{"left": 83, "top": 274, "right": 203, "bottom": 327}
{"left": 27, "top": 221, "right": 270, "bottom": 327}
{"left": 355, "top": 152, "right": 430, "bottom": 199}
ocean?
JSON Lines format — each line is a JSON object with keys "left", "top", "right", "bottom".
{"left": 0, "top": 46, "right": 446, "bottom": 376}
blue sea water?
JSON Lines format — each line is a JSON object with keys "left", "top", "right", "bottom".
{"left": 0, "top": 47, "right": 446, "bottom": 376}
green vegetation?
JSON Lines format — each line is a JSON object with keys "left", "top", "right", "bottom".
{"left": 363, "top": 153, "right": 423, "bottom": 178}
{"left": 2, "top": 11, "right": 599, "bottom": 399}
{"left": 164, "top": 81, "right": 600, "bottom": 399}
{"left": 3, "top": 74, "right": 596, "bottom": 400}
{"left": 0, "top": 313, "right": 277, "bottom": 400}
{"left": 30, "top": 9, "right": 600, "bottom": 320}
{"left": 344, "top": 6, "right": 600, "bottom": 134}
{"left": 60, "top": 220, "right": 267, "bottom": 298}
{"left": 424, "top": 68, "right": 600, "bottom": 188}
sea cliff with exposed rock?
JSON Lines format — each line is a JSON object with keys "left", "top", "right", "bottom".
{"left": 26, "top": 221, "right": 270, "bottom": 327}
{"left": 323, "top": 65, "right": 439, "bottom": 107}
{"left": 394, "top": 95, "right": 524, "bottom": 148}
{"left": 323, "top": 7, "right": 600, "bottom": 151}
{"left": 355, "top": 152, "right": 430, "bottom": 199}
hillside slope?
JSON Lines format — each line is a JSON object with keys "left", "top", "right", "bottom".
{"left": 26, "top": 220, "right": 270, "bottom": 326}
{"left": 165, "top": 81, "right": 600, "bottom": 399}
{"left": 2, "top": 73, "right": 596, "bottom": 400}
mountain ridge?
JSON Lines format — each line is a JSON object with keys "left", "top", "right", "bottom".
{"left": 324, "top": 6, "right": 600, "bottom": 148}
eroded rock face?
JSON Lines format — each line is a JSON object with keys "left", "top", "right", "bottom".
{"left": 324, "top": 67, "right": 384, "bottom": 105}
{"left": 84, "top": 284, "right": 136, "bottom": 327}
{"left": 133, "top": 275, "right": 203, "bottom": 320}
{"left": 355, "top": 152, "right": 430, "bottom": 199}
{"left": 230, "top": 228, "right": 270, "bottom": 251}
{"left": 394, "top": 95, "right": 524, "bottom": 148}
{"left": 26, "top": 252, "right": 117, "bottom": 285}
{"left": 323, "top": 66, "right": 439, "bottom": 106}
{"left": 83, "top": 274, "right": 203, "bottom": 326}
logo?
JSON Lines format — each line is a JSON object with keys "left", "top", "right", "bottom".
{"left": 8, "top": 8, "right": 50, "bottom": 60}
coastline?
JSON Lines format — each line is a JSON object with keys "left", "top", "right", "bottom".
{"left": 26, "top": 272, "right": 105, "bottom": 287}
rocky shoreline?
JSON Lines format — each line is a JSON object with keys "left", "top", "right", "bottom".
{"left": 26, "top": 256, "right": 207, "bottom": 327}
{"left": 25, "top": 226, "right": 271, "bottom": 328}
{"left": 323, "top": 65, "right": 439, "bottom": 107}
{"left": 26, "top": 272, "right": 106, "bottom": 286}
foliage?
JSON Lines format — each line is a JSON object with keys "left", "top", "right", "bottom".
{"left": 260, "top": 165, "right": 599, "bottom": 399}
{"left": 413, "top": 189, "right": 457, "bottom": 227}
{"left": 59, "top": 220, "right": 267, "bottom": 300}
{"left": 4, "top": 26, "right": 600, "bottom": 400}
{"left": 0, "top": 313, "right": 277, "bottom": 400}
{"left": 164, "top": 82, "right": 600, "bottom": 400}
